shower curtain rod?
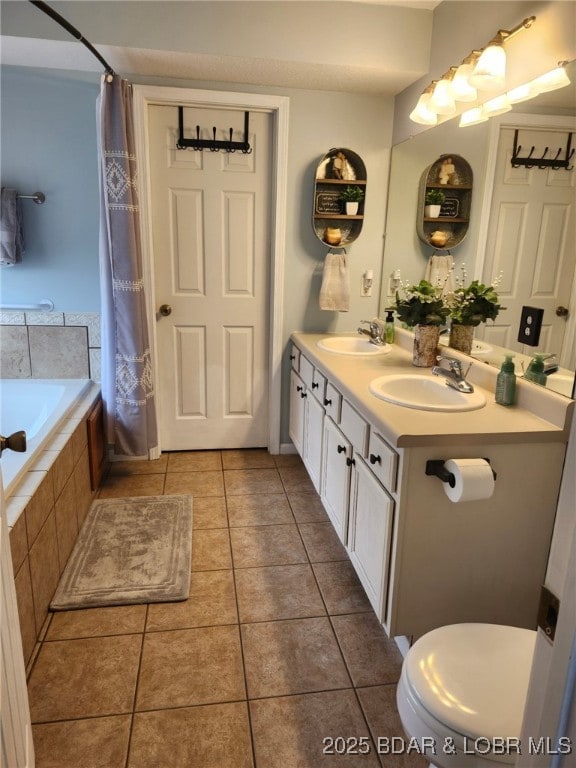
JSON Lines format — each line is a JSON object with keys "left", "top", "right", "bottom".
{"left": 28, "top": 0, "right": 115, "bottom": 78}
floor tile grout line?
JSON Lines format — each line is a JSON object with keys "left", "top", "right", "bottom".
{"left": 124, "top": 605, "right": 148, "bottom": 768}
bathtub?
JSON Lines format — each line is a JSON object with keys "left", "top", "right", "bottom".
{"left": 0, "top": 379, "right": 93, "bottom": 499}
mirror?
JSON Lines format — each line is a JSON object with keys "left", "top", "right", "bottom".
{"left": 380, "top": 60, "right": 576, "bottom": 398}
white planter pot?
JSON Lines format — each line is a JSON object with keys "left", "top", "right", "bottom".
{"left": 425, "top": 204, "right": 441, "bottom": 218}
{"left": 345, "top": 201, "right": 359, "bottom": 215}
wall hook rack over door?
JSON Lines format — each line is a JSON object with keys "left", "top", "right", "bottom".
{"left": 176, "top": 107, "right": 252, "bottom": 153}
{"left": 511, "top": 129, "right": 574, "bottom": 170}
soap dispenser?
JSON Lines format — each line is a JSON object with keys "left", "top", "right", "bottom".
{"left": 495, "top": 354, "right": 516, "bottom": 406}
{"left": 384, "top": 309, "right": 395, "bottom": 344}
{"left": 524, "top": 353, "right": 547, "bottom": 386}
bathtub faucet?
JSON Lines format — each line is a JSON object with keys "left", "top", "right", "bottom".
{"left": 0, "top": 430, "right": 27, "bottom": 457}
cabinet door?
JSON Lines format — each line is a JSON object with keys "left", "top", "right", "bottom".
{"left": 289, "top": 370, "right": 306, "bottom": 456}
{"left": 321, "top": 417, "right": 352, "bottom": 543}
{"left": 304, "top": 394, "right": 324, "bottom": 493}
{"left": 348, "top": 456, "right": 394, "bottom": 621}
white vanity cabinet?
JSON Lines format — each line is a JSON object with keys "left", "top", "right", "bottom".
{"left": 348, "top": 454, "right": 395, "bottom": 618}
{"left": 320, "top": 416, "right": 353, "bottom": 542}
{"left": 288, "top": 369, "right": 306, "bottom": 456}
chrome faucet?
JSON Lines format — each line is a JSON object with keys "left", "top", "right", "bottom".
{"left": 357, "top": 319, "right": 385, "bottom": 346}
{"left": 432, "top": 355, "right": 475, "bottom": 393}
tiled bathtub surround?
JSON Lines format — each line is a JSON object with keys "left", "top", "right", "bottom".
{"left": 26, "top": 450, "right": 427, "bottom": 768}
{"left": 0, "top": 311, "right": 101, "bottom": 381}
{"left": 8, "top": 384, "right": 102, "bottom": 670}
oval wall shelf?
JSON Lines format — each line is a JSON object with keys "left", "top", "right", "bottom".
{"left": 416, "top": 154, "right": 473, "bottom": 251}
{"left": 313, "top": 148, "right": 367, "bottom": 247}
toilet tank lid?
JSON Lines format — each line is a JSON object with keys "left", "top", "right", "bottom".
{"left": 404, "top": 623, "right": 536, "bottom": 742}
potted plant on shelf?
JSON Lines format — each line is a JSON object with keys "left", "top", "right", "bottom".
{"left": 395, "top": 279, "right": 449, "bottom": 366}
{"left": 339, "top": 185, "right": 365, "bottom": 215}
{"left": 424, "top": 189, "right": 445, "bottom": 218}
{"left": 446, "top": 270, "right": 502, "bottom": 355}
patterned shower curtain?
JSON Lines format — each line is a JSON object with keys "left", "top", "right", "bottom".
{"left": 97, "top": 75, "right": 157, "bottom": 456}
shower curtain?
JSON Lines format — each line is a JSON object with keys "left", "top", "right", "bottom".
{"left": 97, "top": 75, "right": 157, "bottom": 456}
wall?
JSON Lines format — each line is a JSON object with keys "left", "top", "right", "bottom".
{"left": 0, "top": 65, "right": 394, "bottom": 446}
{"left": 0, "top": 68, "right": 101, "bottom": 311}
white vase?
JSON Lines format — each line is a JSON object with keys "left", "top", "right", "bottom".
{"left": 345, "top": 201, "right": 359, "bottom": 215}
{"left": 425, "top": 204, "right": 441, "bottom": 218}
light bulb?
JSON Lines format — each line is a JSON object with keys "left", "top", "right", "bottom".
{"left": 483, "top": 94, "right": 512, "bottom": 116}
{"left": 429, "top": 79, "right": 456, "bottom": 115}
{"left": 409, "top": 92, "right": 438, "bottom": 125}
{"left": 469, "top": 43, "right": 506, "bottom": 90}
{"left": 530, "top": 65, "right": 571, "bottom": 94}
{"left": 459, "top": 107, "right": 489, "bottom": 127}
{"left": 449, "top": 63, "right": 478, "bottom": 102}
{"left": 507, "top": 82, "right": 537, "bottom": 104}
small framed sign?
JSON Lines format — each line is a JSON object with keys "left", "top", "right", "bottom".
{"left": 440, "top": 198, "right": 459, "bottom": 218}
{"left": 316, "top": 192, "right": 342, "bottom": 214}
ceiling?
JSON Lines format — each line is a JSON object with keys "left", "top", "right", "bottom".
{"left": 0, "top": 1, "right": 441, "bottom": 94}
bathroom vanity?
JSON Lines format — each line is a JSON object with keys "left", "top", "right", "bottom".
{"left": 289, "top": 330, "right": 573, "bottom": 639}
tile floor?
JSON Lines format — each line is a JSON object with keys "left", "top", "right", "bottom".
{"left": 27, "top": 449, "right": 427, "bottom": 768}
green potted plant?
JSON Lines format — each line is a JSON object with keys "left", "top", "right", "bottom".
{"left": 424, "top": 188, "right": 445, "bottom": 218}
{"left": 446, "top": 274, "right": 503, "bottom": 354}
{"left": 395, "top": 279, "right": 449, "bottom": 366}
{"left": 339, "top": 185, "right": 365, "bottom": 215}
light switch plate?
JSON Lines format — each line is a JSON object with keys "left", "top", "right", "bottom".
{"left": 518, "top": 306, "right": 544, "bottom": 346}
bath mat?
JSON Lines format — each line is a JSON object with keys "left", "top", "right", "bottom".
{"left": 51, "top": 495, "right": 192, "bottom": 610}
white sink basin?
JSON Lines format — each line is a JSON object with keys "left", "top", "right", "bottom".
{"left": 545, "top": 373, "right": 575, "bottom": 397}
{"left": 369, "top": 374, "right": 486, "bottom": 412}
{"left": 317, "top": 337, "right": 391, "bottom": 356}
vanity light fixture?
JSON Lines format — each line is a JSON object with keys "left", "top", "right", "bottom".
{"left": 410, "top": 15, "right": 536, "bottom": 126}
{"left": 530, "top": 61, "right": 571, "bottom": 94}
{"left": 458, "top": 107, "right": 489, "bottom": 128}
{"left": 470, "top": 17, "right": 535, "bottom": 91}
{"left": 449, "top": 54, "right": 480, "bottom": 102}
{"left": 507, "top": 82, "right": 537, "bottom": 104}
{"left": 429, "top": 71, "right": 457, "bottom": 115}
{"left": 409, "top": 83, "right": 438, "bottom": 126}
{"left": 482, "top": 94, "right": 512, "bottom": 117}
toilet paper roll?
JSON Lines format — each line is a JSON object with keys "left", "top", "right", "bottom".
{"left": 443, "top": 458, "right": 495, "bottom": 503}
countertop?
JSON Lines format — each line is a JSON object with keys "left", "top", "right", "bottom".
{"left": 291, "top": 331, "right": 574, "bottom": 448}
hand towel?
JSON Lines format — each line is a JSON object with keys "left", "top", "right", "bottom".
{"left": 0, "top": 188, "right": 24, "bottom": 267}
{"left": 320, "top": 251, "right": 350, "bottom": 312}
{"left": 424, "top": 253, "right": 454, "bottom": 296}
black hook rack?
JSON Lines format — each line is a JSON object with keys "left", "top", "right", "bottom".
{"left": 176, "top": 107, "right": 252, "bottom": 153}
{"left": 425, "top": 459, "right": 497, "bottom": 487}
{"left": 511, "top": 129, "right": 574, "bottom": 171}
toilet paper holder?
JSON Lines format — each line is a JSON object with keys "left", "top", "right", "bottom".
{"left": 425, "top": 459, "right": 497, "bottom": 487}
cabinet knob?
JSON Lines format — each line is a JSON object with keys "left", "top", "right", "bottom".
{"left": 324, "top": 398, "right": 332, "bottom": 406}
{"left": 297, "top": 385, "right": 303, "bottom": 392}
{"left": 300, "top": 391, "right": 307, "bottom": 399}
{"left": 290, "top": 354, "right": 296, "bottom": 360}
{"left": 337, "top": 445, "right": 346, "bottom": 454}
{"left": 346, "top": 457, "right": 356, "bottom": 467}
{"left": 369, "top": 453, "right": 381, "bottom": 465}
{"left": 312, "top": 382, "right": 319, "bottom": 389}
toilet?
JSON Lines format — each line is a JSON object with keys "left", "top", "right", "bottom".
{"left": 396, "top": 623, "right": 537, "bottom": 768}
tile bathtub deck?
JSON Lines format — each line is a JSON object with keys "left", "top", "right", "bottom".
{"left": 27, "top": 450, "right": 427, "bottom": 768}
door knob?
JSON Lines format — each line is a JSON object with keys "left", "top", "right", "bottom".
{"left": 159, "top": 304, "right": 172, "bottom": 317}
{"left": 0, "top": 430, "right": 27, "bottom": 457}
{"left": 556, "top": 306, "right": 569, "bottom": 318}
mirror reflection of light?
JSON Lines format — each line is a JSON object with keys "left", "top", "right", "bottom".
{"left": 419, "top": 654, "right": 477, "bottom": 715}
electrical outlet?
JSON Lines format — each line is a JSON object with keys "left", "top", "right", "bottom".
{"left": 518, "top": 306, "right": 544, "bottom": 346}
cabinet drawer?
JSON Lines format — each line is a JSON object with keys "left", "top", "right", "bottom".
{"left": 290, "top": 344, "right": 300, "bottom": 371}
{"left": 311, "top": 369, "right": 326, "bottom": 403}
{"left": 367, "top": 432, "right": 398, "bottom": 492}
{"left": 299, "top": 354, "right": 315, "bottom": 390}
{"left": 323, "top": 382, "right": 342, "bottom": 422}
{"left": 340, "top": 400, "right": 369, "bottom": 456}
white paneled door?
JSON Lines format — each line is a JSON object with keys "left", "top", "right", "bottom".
{"left": 479, "top": 126, "right": 576, "bottom": 358}
{"left": 148, "top": 105, "right": 272, "bottom": 450}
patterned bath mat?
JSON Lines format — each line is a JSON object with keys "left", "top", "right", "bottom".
{"left": 51, "top": 495, "right": 193, "bottom": 610}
